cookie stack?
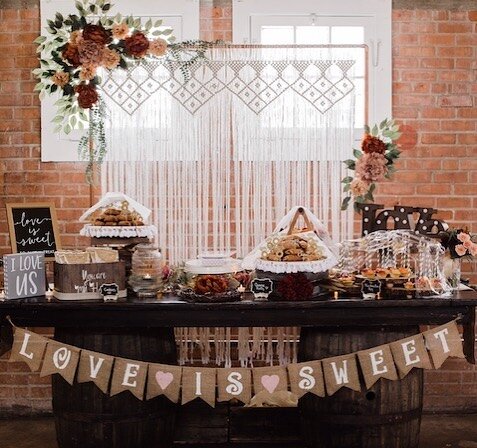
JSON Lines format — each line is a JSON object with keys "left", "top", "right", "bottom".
{"left": 92, "top": 208, "right": 144, "bottom": 227}
{"left": 263, "top": 234, "right": 326, "bottom": 262}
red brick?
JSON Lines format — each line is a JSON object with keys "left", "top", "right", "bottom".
{"left": 433, "top": 171, "right": 469, "bottom": 183}
{"left": 421, "top": 133, "right": 456, "bottom": 144}
{"left": 419, "top": 34, "right": 455, "bottom": 45}
{"left": 438, "top": 23, "right": 473, "bottom": 33}
{"left": 439, "top": 95, "right": 473, "bottom": 108}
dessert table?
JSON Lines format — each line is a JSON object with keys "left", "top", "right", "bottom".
{"left": 1, "top": 291, "right": 476, "bottom": 448}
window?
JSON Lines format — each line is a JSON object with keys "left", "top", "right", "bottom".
{"left": 233, "top": 0, "right": 392, "bottom": 127}
{"left": 40, "top": 0, "right": 200, "bottom": 162}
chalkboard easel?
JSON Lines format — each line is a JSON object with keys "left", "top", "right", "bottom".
{"left": 6, "top": 202, "right": 61, "bottom": 261}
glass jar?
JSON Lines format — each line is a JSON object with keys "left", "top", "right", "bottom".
{"left": 129, "top": 244, "right": 163, "bottom": 297}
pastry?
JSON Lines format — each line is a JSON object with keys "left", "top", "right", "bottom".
{"left": 194, "top": 275, "right": 229, "bottom": 295}
{"left": 390, "top": 268, "right": 401, "bottom": 279}
{"left": 404, "top": 280, "right": 414, "bottom": 290}
{"left": 375, "top": 268, "right": 388, "bottom": 279}
{"left": 399, "top": 267, "right": 411, "bottom": 277}
{"left": 361, "top": 268, "right": 375, "bottom": 279}
{"left": 104, "top": 208, "right": 121, "bottom": 216}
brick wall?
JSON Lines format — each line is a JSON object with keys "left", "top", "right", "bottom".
{"left": 0, "top": 1, "right": 476, "bottom": 415}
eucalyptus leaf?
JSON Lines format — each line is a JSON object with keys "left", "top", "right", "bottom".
{"left": 353, "top": 149, "right": 362, "bottom": 159}
{"left": 342, "top": 176, "right": 354, "bottom": 184}
{"left": 341, "top": 196, "right": 351, "bottom": 211}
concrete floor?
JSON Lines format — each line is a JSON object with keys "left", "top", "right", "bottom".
{"left": 1, "top": 415, "right": 477, "bottom": 447}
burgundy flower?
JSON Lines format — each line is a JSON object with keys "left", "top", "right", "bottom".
{"left": 82, "top": 24, "right": 111, "bottom": 45}
{"left": 62, "top": 43, "right": 81, "bottom": 67}
{"left": 124, "top": 32, "right": 150, "bottom": 58}
{"left": 361, "top": 133, "right": 387, "bottom": 154}
{"left": 277, "top": 273, "right": 314, "bottom": 301}
{"left": 75, "top": 83, "right": 98, "bottom": 109}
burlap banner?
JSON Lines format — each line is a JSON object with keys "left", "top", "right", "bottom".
{"left": 423, "top": 321, "right": 465, "bottom": 369}
{"left": 390, "top": 333, "right": 433, "bottom": 378}
{"left": 147, "top": 363, "right": 182, "bottom": 402}
{"left": 322, "top": 353, "right": 361, "bottom": 395}
{"left": 5, "top": 320, "right": 466, "bottom": 406}
{"left": 253, "top": 366, "right": 288, "bottom": 395}
{"left": 182, "top": 367, "right": 216, "bottom": 407}
{"left": 110, "top": 357, "right": 148, "bottom": 400}
{"left": 358, "top": 344, "right": 398, "bottom": 389}
{"left": 40, "top": 340, "right": 80, "bottom": 385}
{"left": 9, "top": 327, "right": 48, "bottom": 372}
{"left": 217, "top": 368, "right": 252, "bottom": 404}
{"left": 287, "top": 361, "right": 325, "bottom": 399}
{"left": 77, "top": 350, "right": 115, "bottom": 394}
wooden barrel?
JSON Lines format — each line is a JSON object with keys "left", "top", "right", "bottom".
{"left": 298, "top": 326, "right": 423, "bottom": 448}
{"left": 52, "top": 327, "right": 177, "bottom": 448}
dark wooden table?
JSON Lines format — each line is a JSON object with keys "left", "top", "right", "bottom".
{"left": 1, "top": 291, "right": 476, "bottom": 448}
{"left": 0, "top": 291, "right": 476, "bottom": 362}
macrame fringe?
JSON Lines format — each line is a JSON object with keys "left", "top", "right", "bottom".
{"left": 176, "top": 326, "right": 300, "bottom": 367}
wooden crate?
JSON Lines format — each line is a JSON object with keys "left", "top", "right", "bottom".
{"left": 54, "top": 262, "right": 126, "bottom": 301}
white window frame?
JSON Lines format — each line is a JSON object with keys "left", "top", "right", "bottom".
{"left": 232, "top": 0, "right": 392, "bottom": 126}
{"left": 40, "top": 0, "right": 200, "bottom": 162}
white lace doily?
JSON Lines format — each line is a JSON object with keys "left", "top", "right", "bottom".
{"left": 80, "top": 225, "right": 157, "bottom": 239}
{"left": 256, "top": 256, "right": 337, "bottom": 274}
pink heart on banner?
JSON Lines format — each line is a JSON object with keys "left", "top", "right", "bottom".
{"left": 261, "top": 374, "right": 280, "bottom": 394}
{"left": 155, "top": 371, "right": 174, "bottom": 390}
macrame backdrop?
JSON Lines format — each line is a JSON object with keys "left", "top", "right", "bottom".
{"left": 100, "top": 45, "right": 360, "bottom": 366}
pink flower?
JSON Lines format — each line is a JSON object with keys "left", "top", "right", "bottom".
{"left": 463, "top": 240, "right": 473, "bottom": 249}
{"left": 355, "top": 152, "right": 388, "bottom": 183}
{"left": 455, "top": 244, "right": 468, "bottom": 257}
{"left": 470, "top": 243, "right": 477, "bottom": 257}
{"left": 457, "top": 232, "right": 471, "bottom": 243}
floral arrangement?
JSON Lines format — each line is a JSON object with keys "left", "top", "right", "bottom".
{"left": 33, "top": 0, "right": 213, "bottom": 180}
{"left": 439, "top": 228, "right": 477, "bottom": 260}
{"left": 277, "top": 273, "right": 314, "bottom": 301}
{"left": 341, "top": 119, "right": 402, "bottom": 212}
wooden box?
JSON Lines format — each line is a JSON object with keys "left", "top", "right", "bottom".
{"left": 54, "top": 262, "right": 126, "bottom": 301}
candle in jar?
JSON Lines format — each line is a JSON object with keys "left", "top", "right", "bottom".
{"left": 333, "top": 291, "right": 339, "bottom": 300}
{"left": 143, "top": 273, "right": 152, "bottom": 280}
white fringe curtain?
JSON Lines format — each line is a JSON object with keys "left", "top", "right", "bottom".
{"left": 100, "top": 45, "right": 359, "bottom": 366}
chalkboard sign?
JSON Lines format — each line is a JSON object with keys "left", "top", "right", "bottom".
{"left": 3, "top": 252, "right": 45, "bottom": 300}
{"left": 251, "top": 278, "right": 273, "bottom": 301}
{"left": 6, "top": 202, "right": 61, "bottom": 260}
{"left": 100, "top": 283, "right": 119, "bottom": 302}
{"left": 361, "top": 279, "right": 382, "bottom": 299}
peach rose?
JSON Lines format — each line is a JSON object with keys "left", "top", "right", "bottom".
{"left": 79, "top": 64, "right": 96, "bottom": 81}
{"left": 469, "top": 243, "right": 477, "bottom": 257}
{"left": 457, "top": 232, "right": 471, "bottom": 243}
{"left": 148, "top": 38, "right": 168, "bottom": 57}
{"left": 455, "top": 244, "right": 467, "bottom": 257}
{"left": 101, "top": 48, "right": 121, "bottom": 69}
{"left": 350, "top": 178, "right": 369, "bottom": 197}
{"left": 51, "top": 71, "right": 70, "bottom": 88}
{"left": 112, "top": 23, "right": 130, "bottom": 40}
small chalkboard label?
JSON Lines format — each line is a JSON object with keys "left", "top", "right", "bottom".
{"left": 3, "top": 252, "right": 45, "bottom": 300}
{"left": 100, "top": 283, "right": 119, "bottom": 302}
{"left": 251, "top": 278, "right": 273, "bottom": 301}
{"left": 361, "top": 279, "right": 382, "bottom": 299}
{"left": 6, "top": 203, "right": 61, "bottom": 260}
